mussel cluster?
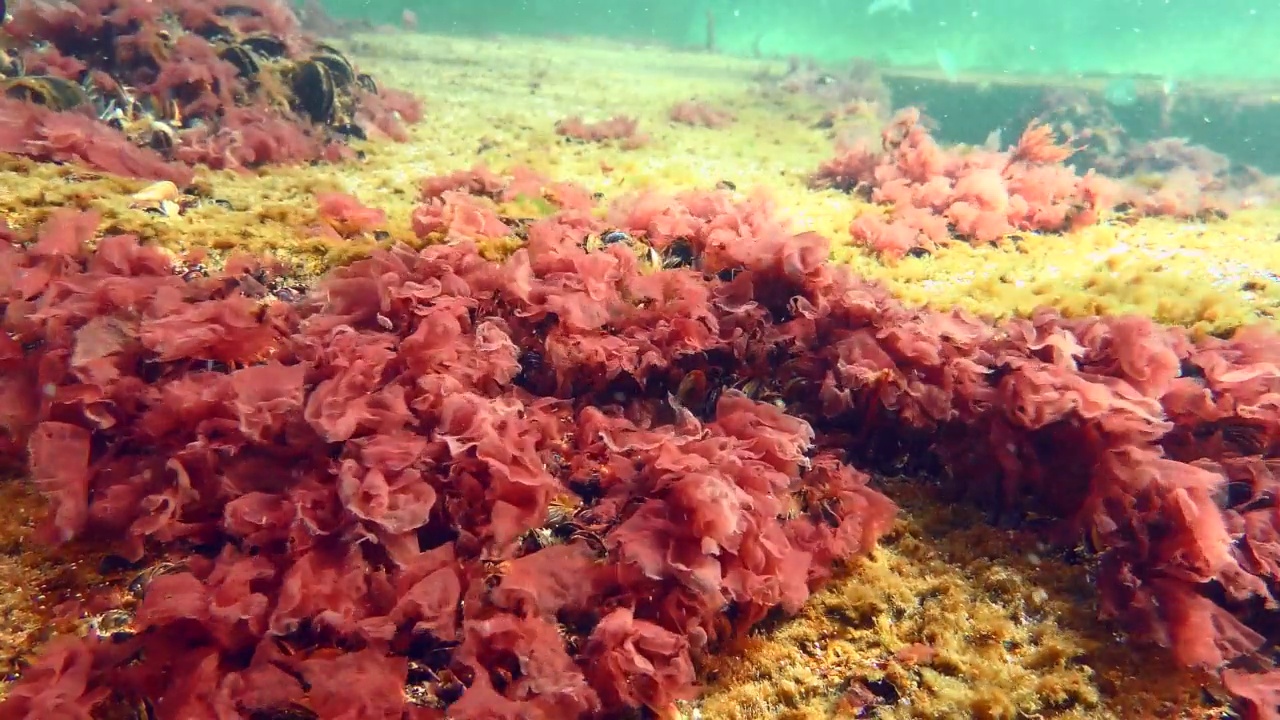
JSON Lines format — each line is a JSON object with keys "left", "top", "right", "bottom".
{"left": 204, "top": 26, "right": 379, "bottom": 140}
{"left": 0, "top": 2, "right": 385, "bottom": 158}
{"left": 0, "top": 61, "right": 89, "bottom": 111}
{"left": 0, "top": 53, "right": 191, "bottom": 154}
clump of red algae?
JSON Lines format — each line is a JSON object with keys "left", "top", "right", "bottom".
{"left": 410, "top": 190, "right": 512, "bottom": 243}
{"left": 814, "top": 108, "right": 1274, "bottom": 261}
{"left": 811, "top": 108, "right": 1119, "bottom": 260}
{"left": 0, "top": 99, "right": 195, "bottom": 185}
{"left": 5, "top": 170, "right": 1280, "bottom": 719}
{"left": 314, "top": 191, "right": 388, "bottom": 239}
{"left": 0, "top": 0, "right": 423, "bottom": 180}
{"left": 555, "top": 115, "right": 650, "bottom": 149}
{"left": 668, "top": 100, "right": 736, "bottom": 129}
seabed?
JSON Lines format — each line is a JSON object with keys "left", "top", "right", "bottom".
{"left": 0, "top": 30, "right": 1270, "bottom": 719}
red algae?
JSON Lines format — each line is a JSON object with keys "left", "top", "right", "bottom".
{"left": 315, "top": 192, "right": 388, "bottom": 239}
{"left": 813, "top": 109, "right": 1118, "bottom": 259}
{"left": 555, "top": 115, "right": 650, "bottom": 149}
{"left": 1009, "top": 118, "right": 1078, "bottom": 165}
{"left": 668, "top": 100, "right": 736, "bottom": 129}
{"left": 0, "top": 0, "right": 422, "bottom": 180}
{"left": 1, "top": 166, "right": 1280, "bottom": 718}
{"left": 0, "top": 99, "right": 194, "bottom": 186}
{"left": 813, "top": 108, "right": 1280, "bottom": 262}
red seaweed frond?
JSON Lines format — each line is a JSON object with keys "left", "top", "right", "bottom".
{"left": 1010, "top": 119, "right": 1077, "bottom": 165}
{"left": 315, "top": 191, "right": 388, "bottom": 238}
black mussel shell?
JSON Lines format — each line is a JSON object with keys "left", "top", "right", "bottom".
{"left": 0, "top": 49, "right": 21, "bottom": 79}
{"left": 217, "top": 43, "right": 260, "bottom": 80}
{"left": 217, "top": 4, "right": 263, "bottom": 18}
{"left": 355, "top": 72, "right": 377, "bottom": 94}
{"left": 289, "top": 60, "right": 335, "bottom": 124}
{"left": 2, "top": 75, "right": 91, "bottom": 111}
{"left": 241, "top": 33, "right": 289, "bottom": 59}
{"left": 333, "top": 122, "right": 366, "bottom": 140}
{"left": 662, "top": 238, "right": 697, "bottom": 269}
{"left": 310, "top": 49, "right": 355, "bottom": 88}
{"left": 146, "top": 124, "right": 175, "bottom": 151}
{"left": 193, "top": 19, "right": 236, "bottom": 42}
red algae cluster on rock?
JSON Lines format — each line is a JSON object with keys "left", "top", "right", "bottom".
{"left": 0, "top": 187, "right": 900, "bottom": 719}
{"left": 668, "top": 100, "right": 736, "bottom": 129}
{"left": 0, "top": 0, "right": 422, "bottom": 181}
{"left": 1, "top": 158, "right": 1280, "bottom": 718}
{"left": 555, "top": 115, "right": 650, "bottom": 149}
{"left": 812, "top": 110, "right": 1117, "bottom": 259}
{"left": 811, "top": 108, "right": 1275, "bottom": 262}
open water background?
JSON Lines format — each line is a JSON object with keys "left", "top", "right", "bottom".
{"left": 334, "top": 0, "right": 1280, "bottom": 80}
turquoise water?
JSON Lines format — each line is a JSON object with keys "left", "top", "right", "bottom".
{"left": 337, "top": 0, "right": 1280, "bottom": 79}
